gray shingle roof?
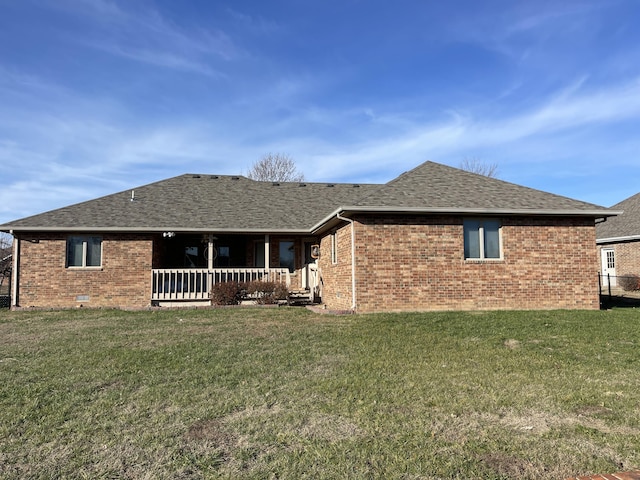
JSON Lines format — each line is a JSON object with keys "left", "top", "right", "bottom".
{"left": 1, "top": 161, "right": 615, "bottom": 233}
{"left": 2, "top": 174, "right": 378, "bottom": 232}
{"left": 596, "top": 192, "right": 640, "bottom": 242}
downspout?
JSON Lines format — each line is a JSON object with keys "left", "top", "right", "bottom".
{"left": 10, "top": 232, "right": 18, "bottom": 308}
{"left": 336, "top": 213, "right": 357, "bottom": 311}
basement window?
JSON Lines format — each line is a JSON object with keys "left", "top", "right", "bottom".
{"left": 67, "top": 236, "right": 102, "bottom": 268}
{"left": 463, "top": 219, "right": 501, "bottom": 260}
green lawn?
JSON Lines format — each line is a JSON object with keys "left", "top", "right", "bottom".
{"left": 1, "top": 307, "right": 639, "bottom": 479}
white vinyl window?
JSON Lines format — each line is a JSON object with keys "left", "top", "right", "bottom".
{"left": 67, "top": 236, "right": 102, "bottom": 267}
{"left": 464, "top": 219, "right": 501, "bottom": 259}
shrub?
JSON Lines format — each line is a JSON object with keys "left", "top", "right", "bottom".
{"left": 618, "top": 274, "right": 640, "bottom": 292}
{"left": 246, "top": 281, "right": 289, "bottom": 305}
{"left": 272, "top": 282, "right": 290, "bottom": 301}
{"left": 211, "top": 282, "right": 245, "bottom": 305}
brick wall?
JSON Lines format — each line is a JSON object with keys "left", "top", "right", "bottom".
{"left": 15, "top": 232, "right": 153, "bottom": 309}
{"left": 319, "top": 215, "right": 600, "bottom": 313}
{"left": 318, "top": 227, "right": 354, "bottom": 311}
{"left": 15, "top": 217, "right": 600, "bottom": 311}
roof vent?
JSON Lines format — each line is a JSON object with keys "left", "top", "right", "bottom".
{"left": 210, "top": 175, "right": 219, "bottom": 179}
{"left": 231, "top": 176, "right": 240, "bottom": 180}
{"left": 299, "top": 183, "right": 307, "bottom": 187}
{"left": 353, "top": 184, "right": 360, "bottom": 188}
{"left": 326, "top": 184, "right": 335, "bottom": 187}
{"left": 192, "top": 174, "right": 201, "bottom": 178}
{"left": 272, "top": 182, "right": 280, "bottom": 186}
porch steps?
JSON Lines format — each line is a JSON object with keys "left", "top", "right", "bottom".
{"left": 288, "top": 288, "right": 314, "bottom": 304}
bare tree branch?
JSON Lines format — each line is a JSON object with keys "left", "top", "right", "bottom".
{"left": 459, "top": 158, "right": 499, "bottom": 178}
{"left": 246, "top": 153, "right": 305, "bottom": 182}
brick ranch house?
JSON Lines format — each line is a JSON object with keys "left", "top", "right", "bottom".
{"left": 1, "top": 161, "right": 617, "bottom": 312}
{"left": 596, "top": 192, "right": 640, "bottom": 287}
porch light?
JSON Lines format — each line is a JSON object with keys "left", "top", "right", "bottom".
{"left": 162, "top": 232, "right": 175, "bottom": 238}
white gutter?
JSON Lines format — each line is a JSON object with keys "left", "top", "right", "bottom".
{"left": 1, "top": 226, "right": 312, "bottom": 234}
{"left": 597, "top": 235, "right": 640, "bottom": 244}
{"left": 334, "top": 206, "right": 621, "bottom": 217}
{"left": 336, "top": 213, "right": 357, "bottom": 311}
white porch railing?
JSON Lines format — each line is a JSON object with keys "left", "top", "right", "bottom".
{"left": 151, "top": 268, "right": 291, "bottom": 301}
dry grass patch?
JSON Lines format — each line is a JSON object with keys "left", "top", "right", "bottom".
{"left": 503, "top": 338, "right": 521, "bottom": 349}
{"left": 480, "top": 452, "right": 539, "bottom": 479}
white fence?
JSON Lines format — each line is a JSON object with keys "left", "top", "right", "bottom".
{"left": 151, "top": 268, "right": 291, "bottom": 301}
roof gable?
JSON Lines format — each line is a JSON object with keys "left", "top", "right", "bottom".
{"left": 353, "top": 161, "right": 607, "bottom": 212}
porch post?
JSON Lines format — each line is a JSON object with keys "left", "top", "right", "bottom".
{"left": 264, "top": 234, "right": 270, "bottom": 269}
{"left": 207, "top": 234, "right": 214, "bottom": 270}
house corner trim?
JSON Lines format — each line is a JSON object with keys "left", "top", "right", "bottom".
{"left": 337, "top": 213, "right": 357, "bottom": 311}
{"left": 11, "top": 236, "right": 19, "bottom": 308}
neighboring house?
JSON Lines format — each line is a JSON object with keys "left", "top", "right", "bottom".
{"left": 0, "top": 161, "right": 617, "bottom": 312}
{"left": 596, "top": 192, "right": 640, "bottom": 286}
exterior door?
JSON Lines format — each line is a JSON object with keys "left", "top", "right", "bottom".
{"left": 601, "top": 248, "right": 616, "bottom": 286}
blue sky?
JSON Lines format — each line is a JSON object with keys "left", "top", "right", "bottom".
{"left": 2, "top": 0, "right": 640, "bottom": 225}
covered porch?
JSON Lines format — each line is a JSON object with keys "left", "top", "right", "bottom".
{"left": 150, "top": 232, "right": 320, "bottom": 306}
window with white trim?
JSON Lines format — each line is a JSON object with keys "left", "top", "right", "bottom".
{"left": 463, "top": 219, "right": 501, "bottom": 259}
{"left": 67, "top": 236, "right": 102, "bottom": 267}
{"left": 606, "top": 250, "right": 615, "bottom": 269}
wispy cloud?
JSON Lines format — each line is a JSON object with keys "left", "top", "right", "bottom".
{"left": 97, "top": 44, "right": 226, "bottom": 78}
{"left": 295, "top": 76, "right": 640, "bottom": 181}
{"left": 226, "top": 8, "right": 280, "bottom": 35}
{"left": 480, "top": 77, "right": 640, "bottom": 142}
{"left": 58, "top": 0, "right": 128, "bottom": 20}
{"left": 48, "top": 0, "right": 240, "bottom": 75}
{"left": 447, "top": 1, "right": 609, "bottom": 64}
